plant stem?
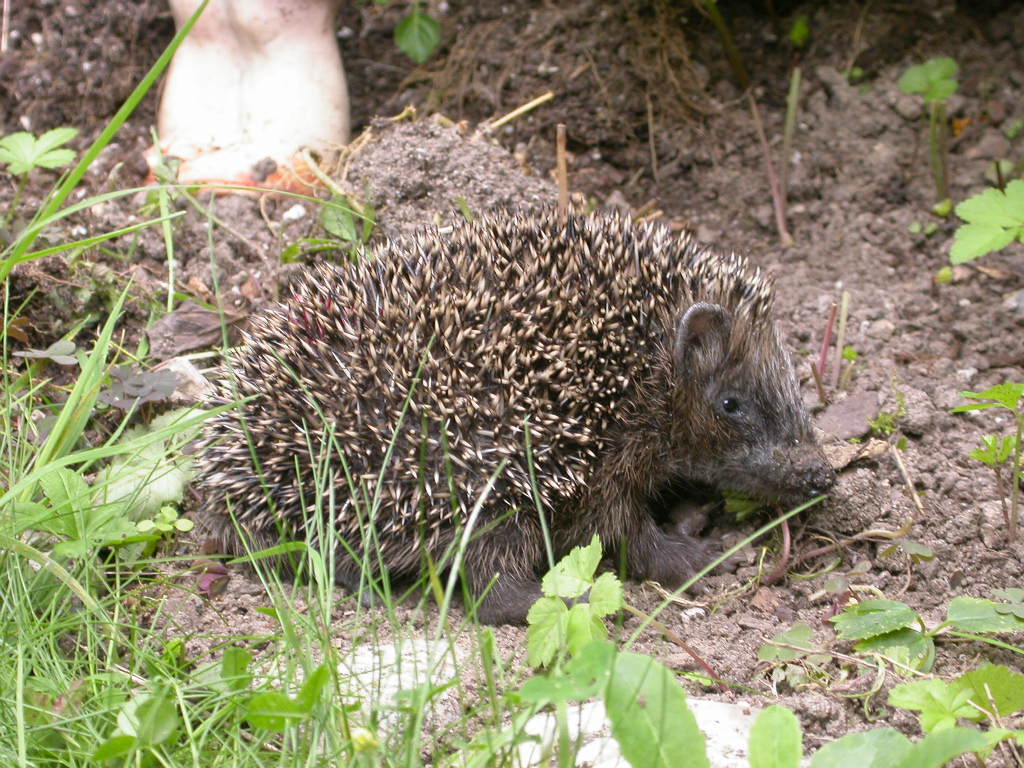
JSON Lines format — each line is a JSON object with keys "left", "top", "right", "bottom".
{"left": 701, "top": 0, "right": 749, "bottom": 90}
{"left": 748, "top": 91, "right": 793, "bottom": 245}
{"left": 1010, "top": 413, "right": 1022, "bottom": 542}
{"left": 781, "top": 64, "right": 802, "bottom": 203}
{"left": 928, "top": 101, "right": 950, "bottom": 203}
{"left": 993, "top": 466, "right": 1009, "bottom": 532}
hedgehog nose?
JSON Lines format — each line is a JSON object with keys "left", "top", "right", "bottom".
{"left": 803, "top": 461, "right": 836, "bottom": 497}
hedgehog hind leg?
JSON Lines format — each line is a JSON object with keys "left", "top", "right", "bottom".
{"left": 461, "top": 517, "right": 546, "bottom": 625}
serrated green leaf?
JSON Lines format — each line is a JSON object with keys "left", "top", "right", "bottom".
{"left": 855, "top": 628, "right": 935, "bottom": 672}
{"left": 758, "top": 622, "right": 817, "bottom": 662}
{"left": 540, "top": 534, "right": 601, "bottom": 598}
{"left": 947, "top": 596, "right": 1024, "bottom": 633}
{"left": 40, "top": 467, "right": 91, "bottom": 517}
{"left": 889, "top": 679, "right": 974, "bottom": 732}
{"left": 36, "top": 126, "right": 78, "bottom": 155}
{"left": 957, "top": 182, "right": 1024, "bottom": 227}
{"left": 950, "top": 223, "right": 1017, "bottom": 264}
{"left": 526, "top": 596, "right": 568, "bottom": 667}
{"left": 810, "top": 728, "right": 910, "bottom": 768}
{"left": 992, "top": 587, "right": 1024, "bottom": 603}
{"left": 893, "top": 727, "right": 990, "bottom": 768}
{"left": 830, "top": 600, "right": 918, "bottom": 640}
{"left": 749, "top": 705, "right": 802, "bottom": 768}
{"left": 0, "top": 131, "right": 37, "bottom": 174}
{"left": 957, "top": 383, "right": 1024, "bottom": 411}
{"left": 605, "top": 651, "right": 709, "bottom": 768}
{"left": 0, "top": 127, "right": 78, "bottom": 174}
{"left": 34, "top": 148, "right": 75, "bottom": 170}
{"left": 566, "top": 603, "right": 605, "bottom": 655}
{"left": 395, "top": 10, "right": 440, "bottom": 65}
{"left": 588, "top": 571, "right": 624, "bottom": 617}
{"left": 955, "top": 663, "right": 1024, "bottom": 719}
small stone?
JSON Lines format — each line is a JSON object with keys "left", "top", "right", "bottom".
{"left": 898, "top": 387, "right": 935, "bottom": 436}
{"left": 282, "top": 203, "right": 306, "bottom": 222}
{"left": 964, "top": 130, "right": 1012, "bottom": 161}
{"left": 867, "top": 319, "right": 896, "bottom": 339}
{"left": 1002, "top": 289, "right": 1024, "bottom": 319}
{"left": 816, "top": 391, "right": 880, "bottom": 440}
{"left": 894, "top": 94, "right": 922, "bottom": 121}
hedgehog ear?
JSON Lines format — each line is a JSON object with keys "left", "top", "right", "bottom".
{"left": 674, "top": 302, "right": 733, "bottom": 377}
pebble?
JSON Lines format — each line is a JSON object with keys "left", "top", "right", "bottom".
{"left": 964, "top": 130, "right": 1012, "bottom": 161}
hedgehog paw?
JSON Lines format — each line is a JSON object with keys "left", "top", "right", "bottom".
{"left": 471, "top": 577, "right": 543, "bottom": 626}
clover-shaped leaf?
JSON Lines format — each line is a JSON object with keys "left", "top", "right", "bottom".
{"left": 98, "top": 366, "right": 179, "bottom": 410}
{"left": 13, "top": 339, "right": 78, "bottom": 366}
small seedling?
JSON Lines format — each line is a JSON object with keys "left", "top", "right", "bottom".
{"left": 952, "top": 382, "right": 1024, "bottom": 541}
{"left": 949, "top": 179, "right": 1024, "bottom": 265}
{"left": 0, "top": 127, "right": 78, "bottom": 227}
{"left": 394, "top": 2, "right": 441, "bottom": 64}
{"left": 524, "top": 534, "right": 624, "bottom": 667}
{"left": 780, "top": 14, "right": 810, "bottom": 205}
{"left": 889, "top": 662, "right": 1024, "bottom": 733}
{"left": 898, "top": 57, "right": 958, "bottom": 210}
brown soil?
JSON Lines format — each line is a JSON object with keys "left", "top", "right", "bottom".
{"left": 4, "top": 0, "right": 1024, "bottom": 757}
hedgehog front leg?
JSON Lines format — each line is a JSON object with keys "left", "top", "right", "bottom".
{"left": 572, "top": 479, "right": 713, "bottom": 592}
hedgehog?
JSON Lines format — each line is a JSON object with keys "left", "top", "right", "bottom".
{"left": 197, "top": 209, "right": 834, "bottom": 624}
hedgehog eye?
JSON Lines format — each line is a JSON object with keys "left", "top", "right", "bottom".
{"left": 721, "top": 397, "right": 741, "bottom": 415}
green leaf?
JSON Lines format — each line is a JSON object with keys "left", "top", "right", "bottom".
{"left": 950, "top": 222, "right": 1017, "bottom": 264}
{"left": 893, "top": 727, "right": 990, "bottom": 768}
{"left": 956, "top": 383, "right": 1024, "bottom": 412}
{"left": 810, "top": 728, "right": 911, "bottom": 768}
{"left": 951, "top": 182, "right": 1024, "bottom": 264}
{"left": 395, "top": 10, "right": 441, "bottom": 65}
{"left": 605, "top": 651, "right": 709, "bottom": 768}
{"left": 948, "top": 596, "right": 1024, "bottom": 633}
{"left": 296, "top": 664, "right": 330, "bottom": 712}
{"left": 246, "top": 691, "right": 306, "bottom": 731}
{"left": 220, "top": 647, "right": 253, "bottom": 692}
{"left": 564, "top": 639, "right": 616, "bottom": 695}
{"left": 93, "top": 735, "right": 137, "bottom": 760}
{"left": 320, "top": 195, "right": 359, "bottom": 242}
{"left": 0, "top": 127, "right": 78, "bottom": 174}
{"left": 789, "top": 15, "right": 810, "bottom": 48}
{"left": 134, "top": 694, "right": 179, "bottom": 746}
{"left": 526, "top": 596, "right": 568, "bottom": 667}
{"left": 889, "top": 679, "right": 974, "bottom": 732}
{"left": 854, "top": 628, "right": 935, "bottom": 672}
{"left": 588, "top": 571, "right": 624, "bottom": 617}
{"left": 955, "top": 663, "right": 1024, "bottom": 720}
{"left": 830, "top": 600, "right": 918, "bottom": 640}
{"left": 957, "top": 181, "right": 1024, "bottom": 227}
{"left": 749, "top": 705, "right": 802, "bottom": 768}
{"left": 566, "top": 603, "right": 606, "bottom": 656}
{"left": 898, "top": 58, "right": 959, "bottom": 103}
{"left": 541, "top": 533, "right": 601, "bottom": 598}
{"left": 758, "top": 622, "right": 817, "bottom": 662}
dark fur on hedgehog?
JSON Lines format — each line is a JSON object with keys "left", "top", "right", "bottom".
{"left": 197, "top": 210, "right": 834, "bottom": 624}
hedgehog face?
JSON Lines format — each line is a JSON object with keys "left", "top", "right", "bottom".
{"left": 672, "top": 302, "right": 834, "bottom": 505}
